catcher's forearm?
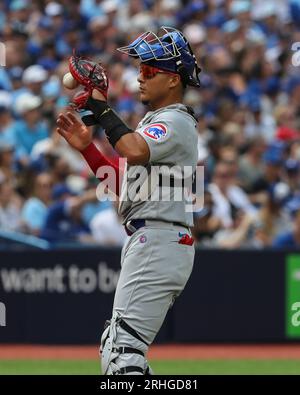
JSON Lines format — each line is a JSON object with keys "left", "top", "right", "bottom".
{"left": 85, "top": 98, "right": 133, "bottom": 147}
{"left": 85, "top": 98, "right": 150, "bottom": 165}
{"left": 80, "top": 142, "right": 122, "bottom": 196}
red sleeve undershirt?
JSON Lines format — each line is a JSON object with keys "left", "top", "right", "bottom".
{"left": 80, "top": 142, "right": 122, "bottom": 196}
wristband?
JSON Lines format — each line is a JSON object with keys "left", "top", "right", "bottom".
{"left": 84, "top": 98, "right": 133, "bottom": 147}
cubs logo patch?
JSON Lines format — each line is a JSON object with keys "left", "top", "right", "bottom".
{"left": 142, "top": 123, "right": 167, "bottom": 141}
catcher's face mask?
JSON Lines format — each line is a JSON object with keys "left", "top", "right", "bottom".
{"left": 117, "top": 26, "right": 201, "bottom": 88}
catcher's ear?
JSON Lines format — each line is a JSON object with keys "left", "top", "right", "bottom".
{"left": 169, "top": 74, "right": 181, "bottom": 89}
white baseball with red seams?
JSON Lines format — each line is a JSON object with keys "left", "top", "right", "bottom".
{"left": 62, "top": 72, "right": 79, "bottom": 89}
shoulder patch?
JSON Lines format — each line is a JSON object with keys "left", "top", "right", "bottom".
{"left": 142, "top": 123, "right": 168, "bottom": 141}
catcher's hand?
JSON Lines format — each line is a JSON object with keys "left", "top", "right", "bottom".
{"left": 68, "top": 52, "right": 109, "bottom": 112}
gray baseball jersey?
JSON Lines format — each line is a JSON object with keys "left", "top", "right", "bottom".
{"left": 102, "top": 103, "right": 198, "bottom": 375}
{"left": 118, "top": 103, "right": 198, "bottom": 227}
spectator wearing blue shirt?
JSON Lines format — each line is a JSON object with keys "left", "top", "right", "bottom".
{"left": 40, "top": 183, "right": 96, "bottom": 244}
{"left": 7, "top": 93, "right": 49, "bottom": 165}
{"left": 8, "top": 67, "right": 27, "bottom": 106}
{"left": 273, "top": 202, "right": 300, "bottom": 248}
{"left": 21, "top": 172, "right": 53, "bottom": 236}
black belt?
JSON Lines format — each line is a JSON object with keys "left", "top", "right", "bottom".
{"left": 124, "top": 219, "right": 187, "bottom": 236}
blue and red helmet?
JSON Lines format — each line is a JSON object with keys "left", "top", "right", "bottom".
{"left": 117, "top": 26, "right": 201, "bottom": 88}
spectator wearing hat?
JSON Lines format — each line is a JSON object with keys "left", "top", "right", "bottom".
{"left": 40, "top": 183, "right": 96, "bottom": 243}
{"left": 248, "top": 143, "right": 286, "bottom": 203}
{"left": 22, "top": 65, "right": 48, "bottom": 96}
{"left": 6, "top": 93, "right": 49, "bottom": 165}
{"left": 31, "top": 126, "right": 87, "bottom": 174}
{"left": 45, "top": 1, "right": 66, "bottom": 39}
{"left": 254, "top": 3, "right": 281, "bottom": 49}
{"left": 156, "top": 0, "right": 181, "bottom": 28}
{"left": 230, "top": 0, "right": 266, "bottom": 43}
{"left": 80, "top": 0, "right": 105, "bottom": 20}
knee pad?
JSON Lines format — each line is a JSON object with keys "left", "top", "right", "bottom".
{"left": 100, "top": 312, "right": 153, "bottom": 375}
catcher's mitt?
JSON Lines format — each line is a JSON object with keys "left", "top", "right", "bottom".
{"left": 68, "top": 52, "right": 109, "bottom": 112}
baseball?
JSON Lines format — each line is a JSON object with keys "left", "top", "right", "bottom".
{"left": 62, "top": 72, "right": 79, "bottom": 89}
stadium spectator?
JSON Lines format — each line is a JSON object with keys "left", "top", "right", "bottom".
{"left": 21, "top": 172, "right": 53, "bottom": 236}
{"left": 40, "top": 183, "right": 96, "bottom": 244}
{"left": 44, "top": 153, "right": 71, "bottom": 184}
{"left": 30, "top": 127, "right": 87, "bottom": 173}
{"left": 211, "top": 208, "right": 256, "bottom": 249}
{"left": 238, "top": 136, "right": 266, "bottom": 191}
{"left": 247, "top": 142, "right": 286, "bottom": 205}
{"left": 273, "top": 200, "right": 300, "bottom": 248}
{"left": 22, "top": 65, "right": 48, "bottom": 97}
{"left": 6, "top": 93, "right": 49, "bottom": 165}
{"left": 0, "top": 174, "right": 23, "bottom": 232}
{"left": 90, "top": 200, "right": 127, "bottom": 246}
{"left": 208, "top": 161, "right": 257, "bottom": 228}
{"left": 0, "top": 0, "right": 300, "bottom": 248}
{"left": 0, "top": 143, "right": 15, "bottom": 183}
{"left": 0, "top": 92, "right": 15, "bottom": 149}
{"left": 255, "top": 182, "right": 292, "bottom": 247}
{"left": 192, "top": 189, "right": 221, "bottom": 246}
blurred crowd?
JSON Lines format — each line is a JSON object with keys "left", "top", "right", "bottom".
{"left": 1, "top": 0, "right": 300, "bottom": 248}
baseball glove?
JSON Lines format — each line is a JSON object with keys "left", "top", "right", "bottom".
{"left": 68, "top": 52, "right": 109, "bottom": 112}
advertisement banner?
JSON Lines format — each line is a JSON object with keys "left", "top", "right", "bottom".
{"left": 286, "top": 255, "right": 300, "bottom": 338}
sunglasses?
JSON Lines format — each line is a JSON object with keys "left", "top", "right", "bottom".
{"left": 139, "top": 64, "right": 177, "bottom": 80}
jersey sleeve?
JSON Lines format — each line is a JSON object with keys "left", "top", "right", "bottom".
{"left": 136, "top": 110, "right": 190, "bottom": 163}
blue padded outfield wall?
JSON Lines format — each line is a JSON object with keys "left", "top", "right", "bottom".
{"left": 0, "top": 249, "right": 300, "bottom": 344}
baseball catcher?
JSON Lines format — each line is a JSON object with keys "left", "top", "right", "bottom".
{"left": 57, "top": 26, "right": 201, "bottom": 375}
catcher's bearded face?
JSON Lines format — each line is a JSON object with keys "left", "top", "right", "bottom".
{"left": 138, "top": 64, "right": 180, "bottom": 106}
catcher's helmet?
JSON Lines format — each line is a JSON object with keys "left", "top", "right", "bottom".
{"left": 117, "top": 26, "right": 201, "bottom": 88}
